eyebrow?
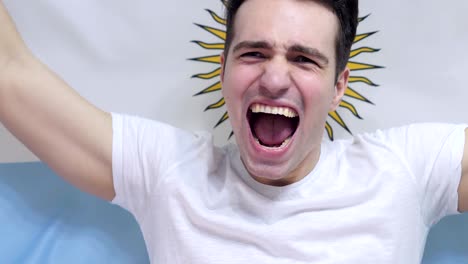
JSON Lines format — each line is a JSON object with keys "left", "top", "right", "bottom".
{"left": 232, "top": 41, "right": 329, "bottom": 66}
{"left": 289, "top": 44, "right": 329, "bottom": 66}
{"left": 232, "top": 41, "right": 273, "bottom": 53}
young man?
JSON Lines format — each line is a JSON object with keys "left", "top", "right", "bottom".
{"left": 0, "top": 0, "right": 467, "bottom": 263}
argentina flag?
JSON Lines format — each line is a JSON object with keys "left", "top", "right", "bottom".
{"left": 0, "top": 0, "right": 467, "bottom": 263}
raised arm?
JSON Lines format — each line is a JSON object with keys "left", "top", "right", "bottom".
{"left": 0, "top": 2, "right": 115, "bottom": 200}
{"left": 458, "top": 129, "right": 468, "bottom": 211}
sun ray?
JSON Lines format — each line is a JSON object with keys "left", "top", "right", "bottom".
{"left": 215, "top": 112, "right": 229, "bottom": 128}
{"left": 195, "top": 81, "right": 222, "bottom": 95}
{"left": 206, "top": 9, "right": 226, "bottom": 25}
{"left": 358, "top": 14, "right": 370, "bottom": 23}
{"left": 350, "top": 47, "right": 380, "bottom": 58}
{"left": 329, "top": 111, "right": 351, "bottom": 134}
{"left": 348, "top": 61, "right": 383, "bottom": 71}
{"left": 344, "top": 87, "right": 373, "bottom": 104}
{"left": 325, "top": 122, "right": 334, "bottom": 140}
{"left": 191, "top": 9, "right": 382, "bottom": 140}
{"left": 339, "top": 100, "right": 363, "bottom": 119}
{"left": 205, "top": 97, "right": 225, "bottom": 110}
{"left": 194, "top": 24, "right": 226, "bottom": 40}
{"left": 192, "top": 68, "right": 222, "bottom": 80}
{"left": 191, "top": 41, "right": 225, "bottom": 50}
{"left": 189, "top": 55, "right": 221, "bottom": 64}
{"left": 354, "top": 31, "right": 378, "bottom": 44}
{"left": 348, "top": 76, "right": 379, "bottom": 86}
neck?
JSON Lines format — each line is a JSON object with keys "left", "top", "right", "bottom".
{"left": 251, "top": 145, "right": 322, "bottom": 187}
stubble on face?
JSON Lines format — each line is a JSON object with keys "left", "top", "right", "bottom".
{"left": 221, "top": 0, "right": 348, "bottom": 186}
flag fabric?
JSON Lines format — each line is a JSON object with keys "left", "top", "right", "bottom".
{"left": 0, "top": 0, "right": 228, "bottom": 162}
{"left": 0, "top": 0, "right": 467, "bottom": 263}
{"left": 1, "top": 0, "right": 467, "bottom": 161}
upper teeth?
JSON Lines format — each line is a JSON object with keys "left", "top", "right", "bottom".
{"left": 250, "top": 103, "right": 298, "bottom": 118}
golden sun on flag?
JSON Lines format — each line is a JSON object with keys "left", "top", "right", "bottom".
{"left": 190, "top": 1, "right": 382, "bottom": 140}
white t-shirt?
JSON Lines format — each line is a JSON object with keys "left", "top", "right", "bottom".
{"left": 111, "top": 113, "right": 466, "bottom": 264}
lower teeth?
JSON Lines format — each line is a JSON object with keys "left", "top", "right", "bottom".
{"left": 255, "top": 137, "right": 291, "bottom": 148}
{"left": 280, "top": 137, "right": 291, "bottom": 147}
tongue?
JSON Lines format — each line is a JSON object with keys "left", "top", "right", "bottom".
{"left": 253, "top": 113, "right": 295, "bottom": 146}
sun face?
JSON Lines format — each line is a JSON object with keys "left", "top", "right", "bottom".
{"left": 190, "top": 2, "right": 382, "bottom": 140}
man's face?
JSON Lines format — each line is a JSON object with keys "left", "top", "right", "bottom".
{"left": 221, "top": 0, "right": 349, "bottom": 185}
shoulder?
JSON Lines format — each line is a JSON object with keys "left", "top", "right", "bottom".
{"left": 111, "top": 112, "right": 225, "bottom": 173}
{"left": 112, "top": 112, "right": 213, "bottom": 147}
{"left": 326, "top": 123, "right": 466, "bottom": 165}
{"left": 347, "top": 123, "right": 465, "bottom": 147}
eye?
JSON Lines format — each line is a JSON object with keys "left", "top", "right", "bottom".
{"left": 240, "top": 51, "right": 265, "bottom": 59}
{"left": 293, "top": 55, "right": 315, "bottom": 64}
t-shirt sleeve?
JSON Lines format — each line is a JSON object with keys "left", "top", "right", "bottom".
{"left": 110, "top": 113, "right": 208, "bottom": 217}
{"left": 375, "top": 123, "right": 467, "bottom": 226}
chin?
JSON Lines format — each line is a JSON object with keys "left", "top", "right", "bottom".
{"left": 242, "top": 156, "right": 298, "bottom": 185}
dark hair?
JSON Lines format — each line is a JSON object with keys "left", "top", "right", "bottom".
{"left": 224, "top": 0, "right": 359, "bottom": 78}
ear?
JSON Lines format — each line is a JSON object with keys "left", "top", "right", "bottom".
{"left": 330, "top": 67, "right": 349, "bottom": 111}
{"left": 220, "top": 52, "right": 226, "bottom": 83}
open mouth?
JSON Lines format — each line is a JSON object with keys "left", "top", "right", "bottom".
{"left": 247, "top": 103, "right": 300, "bottom": 148}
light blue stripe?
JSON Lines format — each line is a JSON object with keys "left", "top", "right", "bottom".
{"left": 1, "top": 163, "right": 467, "bottom": 263}
{"left": 0, "top": 162, "right": 149, "bottom": 264}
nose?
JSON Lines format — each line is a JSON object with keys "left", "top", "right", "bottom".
{"left": 259, "top": 57, "right": 291, "bottom": 98}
